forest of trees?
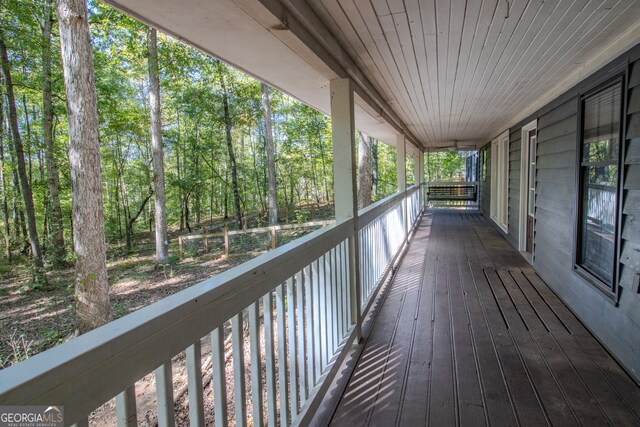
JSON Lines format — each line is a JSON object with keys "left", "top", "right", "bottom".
{"left": 425, "top": 151, "right": 467, "bottom": 181}
{"left": 0, "top": 0, "right": 402, "bottom": 335}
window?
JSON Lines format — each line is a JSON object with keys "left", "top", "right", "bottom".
{"left": 490, "top": 131, "right": 509, "bottom": 232}
{"left": 576, "top": 78, "right": 623, "bottom": 290}
{"left": 528, "top": 132, "right": 536, "bottom": 217}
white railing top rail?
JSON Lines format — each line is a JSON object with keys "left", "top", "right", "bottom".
{"left": 0, "top": 188, "right": 420, "bottom": 425}
{"left": 358, "top": 185, "right": 419, "bottom": 229}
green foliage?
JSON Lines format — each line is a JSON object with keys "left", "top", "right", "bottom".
{"left": 425, "top": 151, "right": 467, "bottom": 181}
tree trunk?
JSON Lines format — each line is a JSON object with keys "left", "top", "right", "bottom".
{"left": 42, "top": 0, "right": 67, "bottom": 266}
{"left": 22, "top": 96, "right": 34, "bottom": 185}
{"left": 0, "top": 93, "right": 11, "bottom": 260}
{"left": 126, "top": 189, "right": 153, "bottom": 250}
{"left": 261, "top": 83, "right": 278, "bottom": 225}
{"left": 219, "top": 68, "right": 242, "bottom": 229}
{"left": 0, "top": 34, "right": 47, "bottom": 285}
{"left": 57, "top": 0, "right": 111, "bottom": 333}
{"left": 317, "top": 127, "right": 330, "bottom": 202}
{"left": 147, "top": 28, "right": 169, "bottom": 265}
{"left": 372, "top": 138, "right": 379, "bottom": 198}
{"left": 357, "top": 131, "right": 372, "bottom": 209}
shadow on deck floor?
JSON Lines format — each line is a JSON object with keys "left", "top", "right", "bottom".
{"left": 330, "top": 211, "right": 640, "bottom": 427}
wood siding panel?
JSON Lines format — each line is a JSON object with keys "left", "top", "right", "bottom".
{"left": 536, "top": 150, "right": 576, "bottom": 170}
{"left": 626, "top": 138, "right": 640, "bottom": 164}
{"left": 623, "top": 190, "right": 640, "bottom": 214}
{"left": 628, "top": 85, "right": 640, "bottom": 114}
{"left": 620, "top": 240, "right": 640, "bottom": 271}
{"left": 537, "top": 115, "right": 577, "bottom": 141}
{"left": 538, "top": 99, "right": 577, "bottom": 129}
{"left": 630, "top": 61, "right": 640, "bottom": 88}
{"left": 535, "top": 167, "right": 575, "bottom": 184}
{"left": 621, "top": 214, "right": 640, "bottom": 244}
{"left": 536, "top": 133, "right": 577, "bottom": 156}
{"left": 625, "top": 166, "right": 640, "bottom": 190}
{"left": 628, "top": 113, "right": 640, "bottom": 139}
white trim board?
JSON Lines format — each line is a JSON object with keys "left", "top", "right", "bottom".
{"left": 519, "top": 120, "right": 537, "bottom": 254}
{"left": 490, "top": 130, "right": 509, "bottom": 233}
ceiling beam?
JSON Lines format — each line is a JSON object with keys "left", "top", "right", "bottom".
{"left": 247, "top": 0, "right": 423, "bottom": 150}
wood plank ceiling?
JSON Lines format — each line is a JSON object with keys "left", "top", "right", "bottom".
{"left": 308, "top": 0, "right": 640, "bottom": 149}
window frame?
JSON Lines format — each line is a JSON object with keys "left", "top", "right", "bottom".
{"left": 490, "top": 131, "right": 509, "bottom": 233}
{"left": 573, "top": 75, "right": 625, "bottom": 297}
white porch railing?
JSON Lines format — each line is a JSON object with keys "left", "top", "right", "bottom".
{"left": 0, "top": 186, "right": 423, "bottom": 427}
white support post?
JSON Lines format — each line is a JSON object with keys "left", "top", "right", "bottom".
{"left": 396, "top": 134, "right": 408, "bottom": 237}
{"left": 417, "top": 149, "right": 425, "bottom": 207}
{"left": 396, "top": 134, "right": 406, "bottom": 193}
{"left": 330, "top": 78, "right": 362, "bottom": 342}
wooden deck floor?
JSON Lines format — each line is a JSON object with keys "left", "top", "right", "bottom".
{"left": 330, "top": 212, "right": 640, "bottom": 427}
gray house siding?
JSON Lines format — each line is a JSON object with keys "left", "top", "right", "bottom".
{"left": 479, "top": 44, "right": 640, "bottom": 382}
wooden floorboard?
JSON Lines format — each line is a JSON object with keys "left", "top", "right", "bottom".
{"left": 330, "top": 212, "right": 640, "bottom": 427}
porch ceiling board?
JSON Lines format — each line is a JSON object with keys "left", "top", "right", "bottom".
{"left": 310, "top": 0, "right": 640, "bottom": 149}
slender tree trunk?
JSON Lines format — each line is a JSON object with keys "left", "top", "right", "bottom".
{"left": 372, "top": 138, "right": 379, "bottom": 198}
{"left": 317, "top": 127, "right": 330, "bottom": 202}
{"left": 22, "top": 96, "right": 34, "bottom": 185}
{"left": 261, "top": 83, "right": 278, "bottom": 225}
{"left": 0, "top": 93, "right": 11, "bottom": 260}
{"left": 250, "top": 133, "right": 265, "bottom": 214}
{"left": 0, "top": 34, "right": 47, "bottom": 284}
{"left": 219, "top": 68, "right": 242, "bottom": 229}
{"left": 57, "top": 0, "right": 110, "bottom": 333}
{"left": 357, "top": 131, "right": 372, "bottom": 209}
{"left": 147, "top": 28, "right": 168, "bottom": 264}
{"left": 126, "top": 189, "right": 153, "bottom": 250}
{"left": 42, "top": 0, "right": 66, "bottom": 266}
{"left": 184, "top": 194, "right": 191, "bottom": 233}
{"left": 223, "top": 163, "right": 228, "bottom": 220}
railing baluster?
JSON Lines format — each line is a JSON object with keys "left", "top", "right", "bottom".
{"left": 331, "top": 247, "right": 339, "bottom": 348}
{"left": 342, "top": 240, "right": 350, "bottom": 333}
{"left": 321, "top": 253, "right": 330, "bottom": 369}
{"left": 155, "top": 361, "right": 175, "bottom": 427}
{"left": 263, "top": 292, "right": 277, "bottom": 427}
{"left": 296, "top": 270, "right": 308, "bottom": 401}
{"left": 286, "top": 277, "right": 299, "bottom": 419}
{"left": 232, "top": 313, "right": 247, "bottom": 427}
{"left": 116, "top": 384, "right": 137, "bottom": 427}
{"left": 186, "top": 341, "right": 204, "bottom": 427}
{"left": 304, "top": 264, "right": 316, "bottom": 389}
{"left": 313, "top": 256, "right": 326, "bottom": 374}
{"left": 338, "top": 243, "right": 343, "bottom": 338}
{"left": 211, "top": 327, "right": 228, "bottom": 427}
{"left": 276, "top": 283, "right": 289, "bottom": 427}
{"left": 248, "top": 301, "right": 264, "bottom": 427}
{"left": 325, "top": 250, "right": 335, "bottom": 356}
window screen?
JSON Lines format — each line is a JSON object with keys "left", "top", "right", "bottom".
{"left": 577, "top": 80, "right": 622, "bottom": 287}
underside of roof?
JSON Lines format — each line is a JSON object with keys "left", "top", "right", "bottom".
{"left": 104, "top": 0, "right": 640, "bottom": 151}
